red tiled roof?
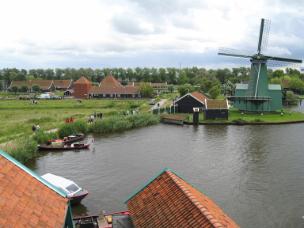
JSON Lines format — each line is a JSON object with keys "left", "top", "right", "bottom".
{"left": 9, "top": 80, "right": 54, "bottom": 90}
{"left": 191, "top": 91, "right": 209, "bottom": 103}
{"left": 9, "top": 80, "right": 30, "bottom": 88}
{"left": 30, "top": 80, "right": 54, "bottom": 90}
{"left": 90, "top": 75, "right": 139, "bottom": 95}
{"left": 100, "top": 75, "right": 124, "bottom": 88}
{"left": 0, "top": 151, "right": 69, "bottom": 227}
{"left": 206, "top": 99, "right": 228, "bottom": 109}
{"left": 53, "top": 80, "right": 72, "bottom": 89}
{"left": 126, "top": 169, "right": 239, "bottom": 228}
{"left": 74, "top": 76, "right": 92, "bottom": 85}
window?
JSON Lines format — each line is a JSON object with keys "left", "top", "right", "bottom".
{"left": 66, "top": 184, "right": 80, "bottom": 193}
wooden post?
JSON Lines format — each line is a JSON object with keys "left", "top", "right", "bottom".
{"left": 193, "top": 107, "right": 200, "bottom": 125}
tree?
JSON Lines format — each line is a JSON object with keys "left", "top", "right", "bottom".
{"left": 208, "top": 85, "right": 221, "bottom": 99}
{"left": 32, "top": 85, "right": 41, "bottom": 93}
{"left": 168, "top": 85, "right": 174, "bottom": 93}
{"left": 139, "top": 83, "right": 154, "bottom": 98}
{"left": 178, "top": 84, "right": 194, "bottom": 96}
{"left": 19, "top": 85, "right": 28, "bottom": 93}
{"left": 10, "top": 86, "right": 18, "bottom": 94}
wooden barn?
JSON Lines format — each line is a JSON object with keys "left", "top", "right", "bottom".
{"left": 205, "top": 99, "right": 229, "bottom": 120}
{"left": 174, "top": 91, "right": 208, "bottom": 113}
{"left": 73, "top": 76, "right": 92, "bottom": 99}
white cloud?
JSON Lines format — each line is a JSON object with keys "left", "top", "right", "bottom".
{"left": 0, "top": 0, "right": 302, "bottom": 68}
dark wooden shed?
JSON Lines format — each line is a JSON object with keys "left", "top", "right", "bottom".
{"left": 205, "top": 99, "right": 229, "bottom": 120}
{"left": 175, "top": 92, "right": 207, "bottom": 113}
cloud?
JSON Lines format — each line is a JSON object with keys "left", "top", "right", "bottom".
{"left": 0, "top": 0, "right": 302, "bottom": 68}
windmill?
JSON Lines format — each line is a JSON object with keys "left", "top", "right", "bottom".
{"left": 218, "top": 18, "right": 302, "bottom": 112}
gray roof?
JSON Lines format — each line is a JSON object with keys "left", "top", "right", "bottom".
{"left": 236, "top": 84, "right": 248, "bottom": 90}
{"left": 268, "top": 84, "right": 281, "bottom": 90}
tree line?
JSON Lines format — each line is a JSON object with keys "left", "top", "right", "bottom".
{"left": 1, "top": 67, "right": 303, "bottom": 94}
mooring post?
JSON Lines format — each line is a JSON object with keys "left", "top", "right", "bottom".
{"left": 193, "top": 107, "right": 200, "bottom": 125}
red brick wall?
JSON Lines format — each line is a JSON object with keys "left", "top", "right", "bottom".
{"left": 73, "top": 83, "right": 92, "bottom": 99}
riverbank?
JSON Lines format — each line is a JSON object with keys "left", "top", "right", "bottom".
{"left": 1, "top": 113, "right": 159, "bottom": 163}
{"left": 161, "top": 110, "right": 304, "bottom": 125}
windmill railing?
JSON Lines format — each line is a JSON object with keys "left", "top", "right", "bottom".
{"left": 228, "top": 96, "right": 272, "bottom": 101}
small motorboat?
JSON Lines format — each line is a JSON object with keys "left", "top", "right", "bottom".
{"left": 42, "top": 173, "right": 88, "bottom": 205}
{"left": 48, "top": 133, "right": 85, "bottom": 145}
{"left": 38, "top": 142, "right": 90, "bottom": 151}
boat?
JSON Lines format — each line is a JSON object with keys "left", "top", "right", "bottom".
{"left": 73, "top": 211, "right": 133, "bottom": 228}
{"left": 38, "top": 143, "right": 90, "bottom": 151}
{"left": 42, "top": 173, "right": 89, "bottom": 205}
{"left": 48, "top": 133, "right": 85, "bottom": 144}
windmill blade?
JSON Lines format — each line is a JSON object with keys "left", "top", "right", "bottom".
{"left": 265, "top": 55, "right": 302, "bottom": 63}
{"left": 218, "top": 47, "right": 253, "bottom": 59}
{"left": 267, "top": 60, "right": 302, "bottom": 68}
{"left": 260, "top": 19, "right": 271, "bottom": 53}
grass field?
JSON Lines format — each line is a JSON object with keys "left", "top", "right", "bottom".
{"left": 186, "top": 109, "right": 304, "bottom": 123}
{"left": 0, "top": 99, "right": 150, "bottom": 143}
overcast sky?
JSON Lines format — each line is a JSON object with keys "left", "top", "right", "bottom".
{"left": 0, "top": 0, "right": 303, "bottom": 69}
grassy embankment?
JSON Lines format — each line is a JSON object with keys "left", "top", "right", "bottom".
{"left": 0, "top": 99, "right": 159, "bottom": 163}
{"left": 185, "top": 109, "right": 304, "bottom": 124}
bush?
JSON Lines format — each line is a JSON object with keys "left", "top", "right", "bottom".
{"left": 58, "top": 120, "right": 88, "bottom": 138}
{"left": 33, "top": 130, "right": 58, "bottom": 144}
{"left": 89, "top": 114, "right": 159, "bottom": 134}
{"left": 8, "top": 137, "right": 38, "bottom": 163}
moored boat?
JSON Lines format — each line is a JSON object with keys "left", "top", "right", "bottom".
{"left": 38, "top": 143, "right": 90, "bottom": 151}
{"left": 42, "top": 173, "right": 89, "bottom": 205}
{"left": 48, "top": 133, "right": 85, "bottom": 144}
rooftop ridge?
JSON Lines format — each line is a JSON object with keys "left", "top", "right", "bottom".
{"left": 166, "top": 170, "right": 225, "bottom": 228}
{"left": 0, "top": 150, "right": 67, "bottom": 198}
{"left": 124, "top": 168, "right": 172, "bottom": 203}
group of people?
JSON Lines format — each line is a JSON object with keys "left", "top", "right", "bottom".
{"left": 88, "top": 112, "right": 103, "bottom": 123}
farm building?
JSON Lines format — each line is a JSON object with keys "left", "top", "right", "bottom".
{"left": 89, "top": 75, "right": 140, "bottom": 98}
{"left": 53, "top": 79, "right": 73, "bottom": 90}
{"left": 126, "top": 168, "right": 239, "bottom": 228}
{"left": 73, "top": 76, "right": 92, "bottom": 99}
{"left": 0, "top": 150, "right": 73, "bottom": 227}
{"left": 9, "top": 80, "right": 55, "bottom": 92}
{"left": 205, "top": 99, "right": 229, "bottom": 120}
{"left": 174, "top": 91, "right": 208, "bottom": 113}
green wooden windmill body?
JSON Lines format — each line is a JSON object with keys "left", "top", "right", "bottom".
{"left": 219, "top": 18, "right": 302, "bottom": 112}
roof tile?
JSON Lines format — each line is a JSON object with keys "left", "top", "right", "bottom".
{"left": 126, "top": 169, "right": 239, "bottom": 228}
{"left": 0, "top": 151, "right": 69, "bottom": 228}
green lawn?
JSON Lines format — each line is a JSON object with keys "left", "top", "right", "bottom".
{"left": 185, "top": 109, "right": 304, "bottom": 124}
{"left": 0, "top": 99, "right": 150, "bottom": 143}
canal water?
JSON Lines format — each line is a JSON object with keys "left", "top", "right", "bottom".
{"left": 28, "top": 123, "right": 304, "bottom": 228}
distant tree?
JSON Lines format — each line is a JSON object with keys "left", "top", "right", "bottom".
{"left": 10, "top": 86, "right": 18, "bottom": 94}
{"left": 168, "top": 85, "right": 174, "bottom": 93}
{"left": 285, "top": 91, "right": 298, "bottom": 105}
{"left": 139, "top": 83, "right": 154, "bottom": 98}
{"left": 208, "top": 85, "right": 221, "bottom": 99}
{"left": 270, "top": 78, "right": 281, "bottom": 84}
{"left": 178, "top": 84, "right": 194, "bottom": 96}
{"left": 32, "top": 85, "right": 41, "bottom": 93}
{"left": 271, "top": 70, "right": 284, "bottom": 78}
{"left": 19, "top": 85, "right": 28, "bottom": 93}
